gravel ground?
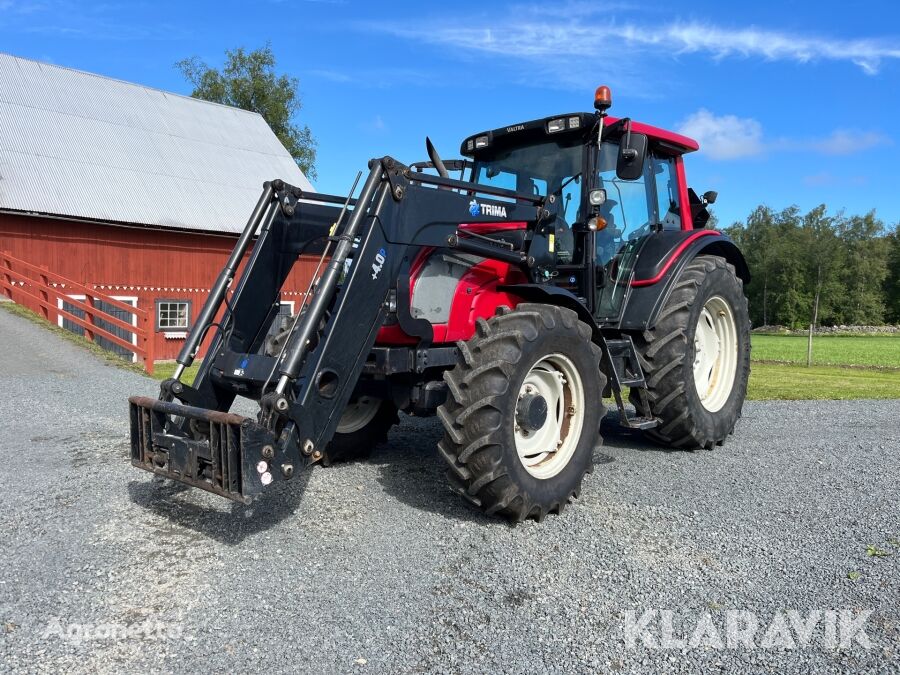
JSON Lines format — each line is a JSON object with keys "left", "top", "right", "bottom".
{"left": 0, "top": 306, "right": 897, "bottom": 674}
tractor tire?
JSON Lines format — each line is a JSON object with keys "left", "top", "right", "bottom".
{"left": 437, "top": 304, "right": 606, "bottom": 522}
{"left": 320, "top": 396, "right": 398, "bottom": 466}
{"left": 630, "top": 255, "right": 750, "bottom": 449}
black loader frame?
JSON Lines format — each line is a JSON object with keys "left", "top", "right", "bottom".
{"left": 131, "top": 158, "right": 603, "bottom": 502}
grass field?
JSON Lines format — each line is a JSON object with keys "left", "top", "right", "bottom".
{"left": 152, "top": 345, "right": 900, "bottom": 401}
{"left": 4, "top": 302, "right": 897, "bottom": 401}
{"left": 746, "top": 363, "right": 900, "bottom": 400}
{"left": 752, "top": 334, "right": 900, "bottom": 368}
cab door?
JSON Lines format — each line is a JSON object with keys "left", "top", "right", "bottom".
{"left": 593, "top": 145, "right": 681, "bottom": 321}
{"left": 592, "top": 142, "right": 654, "bottom": 319}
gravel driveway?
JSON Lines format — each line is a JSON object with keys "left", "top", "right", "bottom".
{"left": 0, "top": 306, "right": 897, "bottom": 674}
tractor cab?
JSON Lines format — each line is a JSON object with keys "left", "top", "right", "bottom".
{"left": 460, "top": 89, "right": 707, "bottom": 322}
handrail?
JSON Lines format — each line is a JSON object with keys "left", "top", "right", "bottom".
{"left": 1, "top": 250, "right": 155, "bottom": 374}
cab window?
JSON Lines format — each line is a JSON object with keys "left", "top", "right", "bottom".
{"left": 595, "top": 142, "right": 655, "bottom": 265}
{"left": 652, "top": 156, "right": 681, "bottom": 230}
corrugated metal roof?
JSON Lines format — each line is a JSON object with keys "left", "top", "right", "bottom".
{"left": 0, "top": 53, "right": 315, "bottom": 234}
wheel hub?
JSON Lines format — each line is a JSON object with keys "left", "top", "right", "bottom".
{"left": 692, "top": 295, "right": 739, "bottom": 413}
{"left": 513, "top": 354, "right": 585, "bottom": 480}
{"left": 336, "top": 396, "right": 380, "bottom": 434}
{"left": 516, "top": 392, "right": 548, "bottom": 433}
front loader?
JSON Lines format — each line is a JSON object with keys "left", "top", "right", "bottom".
{"left": 129, "top": 86, "right": 751, "bottom": 521}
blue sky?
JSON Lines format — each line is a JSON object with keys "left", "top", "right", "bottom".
{"left": 2, "top": 0, "right": 899, "bottom": 228}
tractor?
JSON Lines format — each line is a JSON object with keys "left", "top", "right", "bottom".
{"left": 129, "top": 86, "right": 751, "bottom": 521}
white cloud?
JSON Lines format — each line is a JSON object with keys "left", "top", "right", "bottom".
{"left": 806, "top": 129, "right": 890, "bottom": 155}
{"left": 677, "top": 110, "right": 891, "bottom": 160}
{"left": 677, "top": 109, "right": 764, "bottom": 160}
{"left": 365, "top": 12, "right": 900, "bottom": 75}
{"left": 658, "top": 23, "right": 900, "bottom": 75}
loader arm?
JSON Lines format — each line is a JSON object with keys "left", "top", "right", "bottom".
{"left": 129, "top": 158, "right": 548, "bottom": 502}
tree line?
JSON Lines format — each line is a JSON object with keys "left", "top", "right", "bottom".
{"left": 723, "top": 206, "right": 900, "bottom": 328}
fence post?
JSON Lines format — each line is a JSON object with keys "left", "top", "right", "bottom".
{"left": 1, "top": 252, "right": 12, "bottom": 301}
{"left": 38, "top": 265, "right": 51, "bottom": 321}
{"left": 142, "top": 310, "right": 155, "bottom": 376}
{"left": 84, "top": 292, "right": 96, "bottom": 343}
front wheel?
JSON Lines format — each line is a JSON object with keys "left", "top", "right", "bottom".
{"left": 437, "top": 304, "right": 606, "bottom": 522}
{"left": 320, "top": 396, "right": 398, "bottom": 466}
{"left": 630, "top": 255, "right": 750, "bottom": 449}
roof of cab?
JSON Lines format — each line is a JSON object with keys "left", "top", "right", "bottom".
{"left": 461, "top": 111, "right": 699, "bottom": 156}
{"left": 606, "top": 116, "right": 699, "bottom": 153}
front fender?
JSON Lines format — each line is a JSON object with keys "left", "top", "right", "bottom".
{"left": 497, "top": 283, "right": 601, "bottom": 338}
{"left": 620, "top": 230, "right": 750, "bottom": 331}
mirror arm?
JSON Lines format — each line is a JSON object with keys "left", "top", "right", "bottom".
{"left": 621, "top": 118, "right": 637, "bottom": 159}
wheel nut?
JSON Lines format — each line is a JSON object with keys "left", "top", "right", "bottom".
{"left": 281, "top": 463, "right": 294, "bottom": 478}
{"left": 262, "top": 445, "right": 274, "bottom": 459}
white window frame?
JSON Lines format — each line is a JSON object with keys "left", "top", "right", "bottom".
{"left": 58, "top": 294, "right": 139, "bottom": 363}
{"left": 156, "top": 299, "right": 192, "bottom": 332}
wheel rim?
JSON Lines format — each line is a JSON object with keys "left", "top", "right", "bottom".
{"left": 336, "top": 396, "right": 380, "bottom": 434}
{"left": 514, "top": 353, "right": 585, "bottom": 479}
{"left": 693, "top": 295, "right": 738, "bottom": 413}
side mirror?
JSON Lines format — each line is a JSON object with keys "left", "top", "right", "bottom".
{"left": 703, "top": 190, "right": 718, "bottom": 205}
{"left": 616, "top": 132, "right": 648, "bottom": 181}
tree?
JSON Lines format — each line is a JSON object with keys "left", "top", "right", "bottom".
{"left": 800, "top": 205, "right": 842, "bottom": 364}
{"left": 832, "top": 211, "right": 888, "bottom": 325}
{"left": 176, "top": 44, "right": 317, "bottom": 179}
{"left": 886, "top": 228, "right": 900, "bottom": 323}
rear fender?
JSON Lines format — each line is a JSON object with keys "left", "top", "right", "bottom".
{"left": 620, "top": 230, "right": 750, "bottom": 331}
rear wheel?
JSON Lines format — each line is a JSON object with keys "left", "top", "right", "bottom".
{"left": 630, "top": 255, "right": 750, "bottom": 448}
{"left": 320, "top": 396, "right": 398, "bottom": 466}
{"left": 437, "top": 304, "right": 606, "bottom": 521}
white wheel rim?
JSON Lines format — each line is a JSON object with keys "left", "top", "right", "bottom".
{"left": 336, "top": 396, "right": 380, "bottom": 434}
{"left": 693, "top": 296, "right": 738, "bottom": 413}
{"left": 514, "top": 353, "right": 585, "bottom": 479}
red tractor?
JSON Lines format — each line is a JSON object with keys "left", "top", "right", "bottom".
{"left": 129, "top": 86, "right": 751, "bottom": 521}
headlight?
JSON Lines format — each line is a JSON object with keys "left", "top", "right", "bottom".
{"left": 547, "top": 118, "right": 566, "bottom": 133}
{"left": 589, "top": 188, "right": 607, "bottom": 206}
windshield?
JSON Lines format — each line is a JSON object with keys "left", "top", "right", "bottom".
{"left": 471, "top": 138, "right": 583, "bottom": 221}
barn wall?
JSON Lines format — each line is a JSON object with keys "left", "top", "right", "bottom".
{"left": 0, "top": 213, "right": 318, "bottom": 360}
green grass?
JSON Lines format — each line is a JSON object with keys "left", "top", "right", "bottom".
{"left": 6, "top": 300, "right": 899, "bottom": 401}
{"left": 153, "top": 360, "right": 201, "bottom": 384}
{"left": 752, "top": 334, "right": 900, "bottom": 368}
{"left": 747, "top": 362, "right": 900, "bottom": 400}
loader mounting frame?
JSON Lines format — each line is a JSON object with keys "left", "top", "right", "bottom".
{"left": 129, "top": 158, "right": 564, "bottom": 502}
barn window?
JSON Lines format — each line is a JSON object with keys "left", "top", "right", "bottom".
{"left": 156, "top": 300, "right": 191, "bottom": 331}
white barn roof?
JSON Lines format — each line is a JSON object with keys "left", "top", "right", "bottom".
{"left": 0, "top": 53, "right": 314, "bottom": 234}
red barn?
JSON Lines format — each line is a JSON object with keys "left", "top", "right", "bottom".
{"left": 0, "top": 53, "right": 318, "bottom": 364}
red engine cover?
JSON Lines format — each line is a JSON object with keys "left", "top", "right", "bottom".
{"left": 376, "top": 227, "right": 528, "bottom": 346}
